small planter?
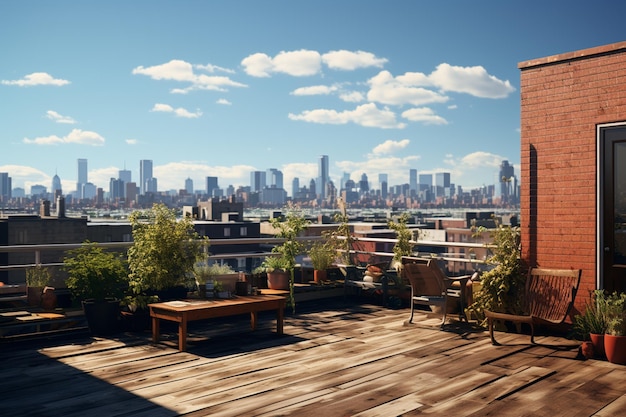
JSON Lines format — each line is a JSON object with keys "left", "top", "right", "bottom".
{"left": 580, "top": 341, "right": 595, "bottom": 360}
{"left": 27, "top": 286, "right": 44, "bottom": 307}
{"left": 590, "top": 333, "right": 605, "bottom": 358}
{"left": 313, "top": 269, "right": 327, "bottom": 284}
{"left": 605, "top": 334, "right": 626, "bottom": 365}
{"left": 267, "top": 270, "right": 290, "bottom": 290}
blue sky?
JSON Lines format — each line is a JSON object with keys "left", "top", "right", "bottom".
{"left": 1, "top": 1, "right": 625, "bottom": 197}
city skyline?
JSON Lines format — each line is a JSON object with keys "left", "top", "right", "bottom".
{"left": 2, "top": 155, "right": 512, "bottom": 200}
{"left": 1, "top": 1, "right": 624, "bottom": 194}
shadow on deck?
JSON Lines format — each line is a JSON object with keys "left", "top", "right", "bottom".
{"left": 1, "top": 298, "right": 625, "bottom": 417}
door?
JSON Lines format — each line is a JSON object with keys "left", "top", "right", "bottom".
{"left": 602, "top": 125, "right": 626, "bottom": 293}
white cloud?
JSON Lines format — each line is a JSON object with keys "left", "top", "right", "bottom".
{"left": 291, "top": 85, "right": 338, "bottom": 96}
{"left": 401, "top": 107, "right": 448, "bottom": 125}
{"left": 322, "top": 50, "right": 388, "bottom": 70}
{"left": 132, "top": 59, "right": 246, "bottom": 93}
{"left": 126, "top": 139, "right": 138, "bottom": 145}
{"left": 151, "top": 103, "right": 202, "bottom": 118}
{"left": 372, "top": 139, "right": 410, "bottom": 155}
{"left": 242, "top": 49, "right": 322, "bottom": 77}
{"left": 339, "top": 91, "right": 365, "bottom": 103}
{"left": 459, "top": 151, "right": 506, "bottom": 169}
{"left": 429, "top": 63, "right": 516, "bottom": 98}
{"left": 46, "top": 110, "right": 76, "bottom": 124}
{"left": 23, "top": 129, "right": 105, "bottom": 146}
{"left": 216, "top": 98, "right": 232, "bottom": 105}
{"left": 1, "top": 72, "right": 70, "bottom": 86}
{"left": 288, "top": 103, "right": 405, "bottom": 129}
{"left": 367, "top": 70, "right": 449, "bottom": 106}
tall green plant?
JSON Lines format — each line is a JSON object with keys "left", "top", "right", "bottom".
{"left": 127, "top": 203, "right": 208, "bottom": 294}
{"left": 388, "top": 212, "right": 413, "bottom": 266}
{"left": 468, "top": 223, "right": 524, "bottom": 324}
{"left": 269, "top": 207, "right": 309, "bottom": 313}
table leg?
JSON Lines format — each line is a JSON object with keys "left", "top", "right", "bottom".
{"left": 250, "top": 311, "right": 258, "bottom": 331}
{"left": 179, "top": 315, "right": 187, "bottom": 352}
{"left": 276, "top": 307, "right": 284, "bottom": 335}
{"left": 152, "top": 316, "right": 160, "bottom": 343}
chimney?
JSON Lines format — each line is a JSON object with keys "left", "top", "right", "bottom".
{"left": 40, "top": 200, "right": 51, "bottom": 217}
{"left": 56, "top": 196, "right": 65, "bottom": 218}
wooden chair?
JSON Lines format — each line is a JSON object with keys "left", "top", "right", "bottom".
{"left": 484, "top": 268, "right": 582, "bottom": 345}
{"left": 402, "top": 257, "right": 476, "bottom": 327}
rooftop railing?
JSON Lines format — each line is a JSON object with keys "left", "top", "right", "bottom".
{"left": 0, "top": 236, "right": 494, "bottom": 283}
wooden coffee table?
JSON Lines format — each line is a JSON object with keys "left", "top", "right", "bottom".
{"left": 149, "top": 295, "right": 286, "bottom": 352}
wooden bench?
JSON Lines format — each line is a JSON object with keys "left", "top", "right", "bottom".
{"left": 484, "top": 267, "right": 582, "bottom": 345}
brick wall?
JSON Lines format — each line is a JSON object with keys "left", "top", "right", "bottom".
{"left": 519, "top": 42, "right": 626, "bottom": 313}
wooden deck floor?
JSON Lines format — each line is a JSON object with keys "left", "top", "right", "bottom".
{"left": 1, "top": 298, "right": 625, "bottom": 417}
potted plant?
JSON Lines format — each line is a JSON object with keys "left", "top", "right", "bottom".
{"left": 25, "top": 265, "right": 52, "bottom": 308}
{"left": 467, "top": 222, "right": 525, "bottom": 326}
{"left": 308, "top": 240, "right": 336, "bottom": 284}
{"left": 604, "top": 291, "right": 626, "bottom": 365}
{"left": 64, "top": 242, "right": 128, "bottom": 336}
{"left": 194, "top": 262, "right": 239, "bottom": 298}
{"left": 572, "top": 290, "right": 608, "bottom": 358}
{"left": 261, "top": 254, "right": 291, "bottom": 290}
{"left": 127, "top": 203, "right": 208, "bottom": 301}
{"left": 266, "top": 207, "right": 309, "bottom": 313}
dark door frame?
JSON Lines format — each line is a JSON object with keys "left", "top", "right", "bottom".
{"left": 598, "top": 121, "right": 626, "bottom": 292}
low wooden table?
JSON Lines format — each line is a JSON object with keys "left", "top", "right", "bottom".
{"left": 149, "top": 295, "right": 286, "bottom": 352}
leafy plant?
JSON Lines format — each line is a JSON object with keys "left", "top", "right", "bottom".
{"left": 64, "top": 242, "right": 128, "bottom": 302}
{"left": 308, "top": 240, "right": 336, "bottom": 271}
{"left": 468, "top": 222, "right": 525, "bottom": 324}
{"left": 25, "top": 265, "right": 52, "bottom": 287}
{"left": 193, "top": 263, "right": 236, "bottom": 285}
{"left": 605, "top": 291, "right": 626, "bottom": 336}
{"left": 325, "top": 197, "right": 355, "bottom": 265}
{"left": 572, "top": 290, "right": 609, "bottom": 340}
{"left": 268, "top": 206, "right": 309, "bottom": 312}
{"left": 388, "top": 212, "right": 413, "bottom": 267}
{"left": 127, "top": 203, "right": 208, "bottom": 292}
{"left": 261, "top": 254, "right": 291, "bottom": 272}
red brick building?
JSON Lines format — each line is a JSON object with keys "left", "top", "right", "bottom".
{"left": 519, "top": 41, "right": 626, "bottom": 314}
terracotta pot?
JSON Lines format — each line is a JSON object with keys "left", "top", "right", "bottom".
{"left": 580, "top": 341, "right": 595, "bottom": 360}
{"left": 314, "top": 269, "right": 327, "bottom": 284}
{"left": 590, "top": 333, "right": 605, "bottom": 358}
{"left": 267, "top": 270, "right": 290, "bottom": 290}
{"left": 604, "top": 334, "right": 626, "bottom": 365}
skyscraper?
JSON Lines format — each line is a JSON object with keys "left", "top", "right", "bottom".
{"left": 319, "top": 155, "right": 329, "bottom": 199}
{"left": 409, "top": 169, "right": 417, "bottom": 195}
{"left": 379, "top": 173, "right": 388, "bottom": 199}
{"left": 51, "top": 174, "right": 62, "bottom": 198}
{"left": 250, "top": 171, "right": 266, "bottom": 192}
{"left": 206, "top": 176, "right": 219, "bottom": 197}
{"left": 118, "top": 169, "right": 131, "bottom": 198}
{"left": 140, "top": 159, "right": 153, "bottom": 195}
{"left": 185, "top": 178, "right": 193, "bottom": 194}
{"left": 0, "top": 172, "right": 11, "bottom": 200}
{"left": 77, "top": 158, "right": 87, "bottom": 199}
{"left": 267, "top": 168, "right": 283, "bottom": 189}
{"left": 498, "top": 160, "right": 515, "bottom": 203}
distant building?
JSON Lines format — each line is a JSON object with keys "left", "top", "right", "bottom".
{"left": 140, "top": 159, "right": 153, "bottom": 195}
{"left": 0, "top": 172, "right": 11, "bottom": 200}
{"left": 76, "top": 158, "right": 87, "bottom": 199}
{"left": 319, "top": 155, "right": 329, "bottom": 199}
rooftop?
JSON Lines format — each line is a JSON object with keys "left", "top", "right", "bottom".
{"left": 1, "top": 298, "right": 624, "bottom": 416}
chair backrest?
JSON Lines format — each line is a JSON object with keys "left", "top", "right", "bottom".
{"left": 526, "top": 268, "right": 582, "bottom": 324}
{"left": 402, "top": 258, "right": 446, "bottom": 297}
